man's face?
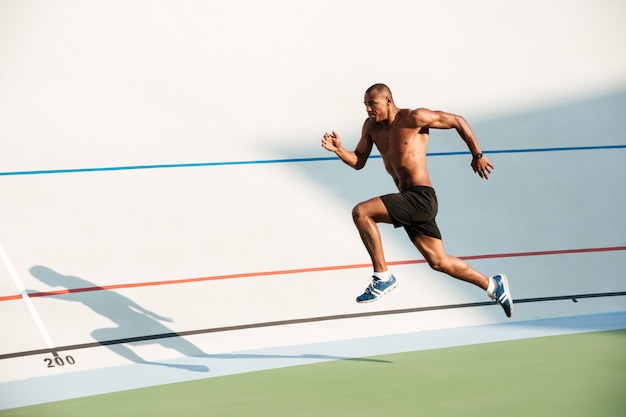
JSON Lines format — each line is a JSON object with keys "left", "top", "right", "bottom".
{"left": 363, "top": 90, "right": 389, "bottom": 122}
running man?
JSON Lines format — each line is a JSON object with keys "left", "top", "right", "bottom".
{"left": 321, "top": 83, "right": 513, "bottom": 317}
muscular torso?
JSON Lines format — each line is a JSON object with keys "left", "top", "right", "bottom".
{"left": 365, "top": 109, "right": 432, "bottom": 191}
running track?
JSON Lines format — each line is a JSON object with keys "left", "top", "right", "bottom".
{"left": 2, "top": 144, "right": 625, "bottom": 359}
{"left": 1, "top": 245, "right": 625, "bottom": 361}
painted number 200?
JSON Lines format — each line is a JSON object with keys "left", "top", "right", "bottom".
{"left": 44, "top": 355, "right": 76, "bottom": 368}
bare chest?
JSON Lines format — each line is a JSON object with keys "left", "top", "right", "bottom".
{"left": 371, "top": 126, "right": 429, "bottom": 157}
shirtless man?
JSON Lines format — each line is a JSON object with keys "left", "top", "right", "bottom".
{"left": 321, "top": 83, "right": 512, "bottom": 317}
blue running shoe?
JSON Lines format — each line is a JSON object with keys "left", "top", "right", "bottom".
{"left": 491, "top": 274, "right": 513, "bottom": 317}
{"left": 356, "top": 275, "right": 398, "bottom": 303}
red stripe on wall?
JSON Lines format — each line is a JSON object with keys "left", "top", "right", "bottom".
{"left": 1, "top": 245, "right": 624, "bottom": 302}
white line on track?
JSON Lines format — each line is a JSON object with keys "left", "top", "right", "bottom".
{"left": 0, "top": 242, "right": 56, "bottom": 352}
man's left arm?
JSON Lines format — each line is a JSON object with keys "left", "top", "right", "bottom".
{"left": 413, "top": 108, "right": 495, "bottom": 179}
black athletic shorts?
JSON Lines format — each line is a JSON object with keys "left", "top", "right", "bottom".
{"left": 380, "top": 186, "right": 442, "bottom": 241}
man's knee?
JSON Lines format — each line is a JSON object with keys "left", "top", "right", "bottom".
{"left": 353, "top": 198, "right": 391, "bottom": 223}
{"left": 425, "top": 255, "right": 448, "bottom": 273}
{"left": 352, "top": 202, "right": 368, "bottom": 223}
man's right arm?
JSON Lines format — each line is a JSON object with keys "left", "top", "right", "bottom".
{"left": 321, "top": 123, "right": 373, "bottom": 170}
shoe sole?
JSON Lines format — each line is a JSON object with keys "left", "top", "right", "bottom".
{"left": 498, "top": 273, "right": 513, "bottom": 317}
{"left": 356, "top": 282, "right": 398, "bottom": 304}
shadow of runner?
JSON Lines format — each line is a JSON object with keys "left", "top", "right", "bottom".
{"left": 28, "top": 266, "right": 392, "bottom": 372}
{"left": 30, "top": 265, "right": 209, "bottom": 372}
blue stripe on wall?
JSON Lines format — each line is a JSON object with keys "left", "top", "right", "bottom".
{"left": 1, "top": 145, "right": 624, "bottom": 177}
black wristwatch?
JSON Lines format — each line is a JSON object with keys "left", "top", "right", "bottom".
{"left": 473, "top": 153, "right": 483, "bottom": 160}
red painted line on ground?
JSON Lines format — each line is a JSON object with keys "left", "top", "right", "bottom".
{"left": 0, "top": 246, "right": 624, "bottom": 302}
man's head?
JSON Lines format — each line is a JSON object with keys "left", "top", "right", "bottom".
{"left": 364, "top": 83, "right": 395, "bottom": 123}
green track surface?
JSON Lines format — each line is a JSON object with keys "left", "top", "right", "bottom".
{"left": 3, "top": 329, "right": 625, "bottom": 417}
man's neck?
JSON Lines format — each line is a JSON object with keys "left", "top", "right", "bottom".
{"left": 382, "top": 107, "right": 400, "bottom": 127}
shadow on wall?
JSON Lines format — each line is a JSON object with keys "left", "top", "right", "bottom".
{"left": 271, "top": 88, "right": 626, "bottom": 256}
{"left": 275, "top": 88, "right": 626, "bottom": 203}
{"left": 470, "top": 88, "right": 626, "bottom": 149}
{"left": 29, "top": 265, "right": 210, "bottom": 372}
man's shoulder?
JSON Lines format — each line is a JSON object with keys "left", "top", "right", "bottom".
{"left": 399, "top": 108, "right": 427, "bottom": 127}
{"left": 405, "top": 107, "right": 439, "bottom": 127}
{"left": 406, "top": 107, "right": 431, "bottom": 116}
{"left": 361, "top": 118, "right": 377, "bottom": 133}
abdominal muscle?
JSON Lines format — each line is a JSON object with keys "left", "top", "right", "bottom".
{"left": 379, "top": 132, "right": 432, "bottom": 191}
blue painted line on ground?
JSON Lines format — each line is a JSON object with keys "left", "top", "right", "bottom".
{"left": 1, "top": 145, "right": 624, "bottom": 177}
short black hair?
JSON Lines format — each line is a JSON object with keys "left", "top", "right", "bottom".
{"left": 365, "top": 83, "right": 392, "bottom": 97}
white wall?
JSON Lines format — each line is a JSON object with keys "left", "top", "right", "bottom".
{"left": 1, "top": 0, "right": 625, "bottom": 171}
{"left": 1, "top": 0, "right": 625, "bottom": 394}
